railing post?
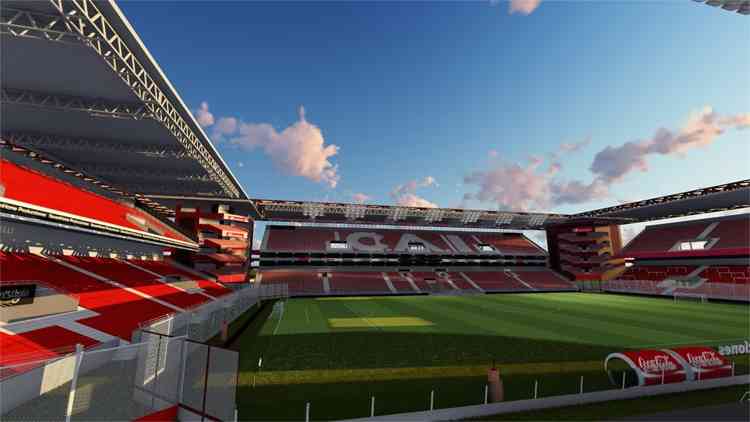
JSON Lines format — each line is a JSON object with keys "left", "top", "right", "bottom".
{"left": 305, "top": 402, "right": 310, "bottom": 422}
{"left": 370, "top": 396, "right": 375, "bottom": 417}
{"left": 484, "top": 384, "right": 488, "bottom": 404}
{"left": 534, "top": 380, "right": 539, "bottom": 398}
{"left": 430, "top": 389, "right": 434, "bottom": 410}
{"left": 65, "top": 344, "right": 84, "bottom": 422}
{"left": 621, "top": 372, "right": 626, "bottom": 389}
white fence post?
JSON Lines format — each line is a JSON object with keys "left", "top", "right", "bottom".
{"left": 430, "top": 390, "right": 435, "bottom": 410}
{"left": 64, "top": 344, "right": 84, "bottom": 422}
{"left": 579, "top": 376, "right": 584, "bottom": 394}
{"left": 484, "top": 384, "right": 488, "bottom": 404}
{"left": 621, "top": 372, "right": 626, "bottom": 389}
{"left": 370, "top": 396, "right": 375, "bottom": 417}
{"left": 305, "top": 402, "right": 310, "bottom": 422}
{"left": 534, "top": 380, "right": 539, "bottom": 399}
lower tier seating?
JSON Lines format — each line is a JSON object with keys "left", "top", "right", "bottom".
{"left": 608, "top": 264, "right": 750, "bottom": 301}
{"left": 386, "top": 273, "right": 418, "bottom": 292}
{"left": 328, "top": 272, "right": 391, "bottom": 294}
{"left": 259, "top": 271, "right": 325, "bottom": 295}
{"left": 515, "top": 270, "right": 577, "bottom": 290}
{"left": 1, "top": 252, "right": 176, "bottom": 340}
{"left": 460, "top": 271, "right": 528, "bottom": 292}
{"left": 0, "top": 327, "right": 99, "bottom": 379}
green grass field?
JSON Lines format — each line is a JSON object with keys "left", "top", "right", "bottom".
{"left": 232, "top": 293, "right": 750, "bottom": 420}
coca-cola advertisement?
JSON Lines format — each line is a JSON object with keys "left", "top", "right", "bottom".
{"left": 605, "top": 349, "right": 687, "bottom": 386}
{"left": 664, "top": 347, "right": 733, "bottom": 381}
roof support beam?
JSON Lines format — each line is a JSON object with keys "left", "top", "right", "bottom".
{"left": 73, "top": 164, "right": 215, "bottom": 183}
{"left": 1, "top": 88, "right": 153, "bottom": 120}
{"left": 49, "top": 0, "right": 241, "bottom": 198}
{"left": 3, "top": 132, "right": 190, "bottom": 159}
{"left": 0, "top": 7, "right": 83, "bottom": 44}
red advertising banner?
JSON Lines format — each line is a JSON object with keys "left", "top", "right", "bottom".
{"left": 605, "top": 346, "right": 733, "bottom": 386}
{"left": 605, "top": 349, "right": 687, "bottom": 386}
{"left": 665, "top": 347, "right": 733, "bottom": 381}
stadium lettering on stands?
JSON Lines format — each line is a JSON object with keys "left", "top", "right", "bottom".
{"left": 718, "top": 341, "right": 750, "bottom": 356}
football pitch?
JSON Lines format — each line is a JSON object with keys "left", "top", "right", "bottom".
{"left": 232, "top": 293, "right": 749, "bottom": 420}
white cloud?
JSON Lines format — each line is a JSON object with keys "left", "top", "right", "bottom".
{"left": 237, "top": 161, "right": 244, "bottom": 168}
{"left": 509, "top": 0, "right": 542, "bottom": 15}
{"left": 213, "top": 117, "right": 238, "bottom": 138}
{"left": 391, "top": 176, "right": 439, "bottom": 208}
{"left": 194, "top": 101, "right": 215, "bottom": 128}
{"left": 559, "top": 137, "right": 591, "bottom": 153}
{"left": 395, "top": 193, "right": 438, "bottom": 208}
{"left": 196, "top": 102, "right": 341, "bottom": 188}
{"left": 351, "top": 192, "right": 372, "bottom": 204}
{"left": 590, "top": 107, "right": 750, "bottom": 183}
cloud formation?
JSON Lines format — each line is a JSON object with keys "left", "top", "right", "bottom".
{"left": 508, "top": 0, "right": 542, "bottom": 15}
{"left": 590, "top": 107, "right": 750, "bottom": 183}
{"left": 463, "top": 157, "right": 604, "bottom": 211}
{"left": 196, "top": 103, "right": 341, "bottom": 188}
{"left": 463, "top": 107, "right": 749, "bottom": 212}
{"left": 351, "top": 192, "right": 372, "bottom": 204}
{"left": 391, "top": 176, "right": 439, "bottom": 208}
{"left": 194, "top": 102, "right": 214, "bottom": 128}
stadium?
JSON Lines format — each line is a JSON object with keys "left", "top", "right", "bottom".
{"left": 0, "top": 1, "right": 748, "bottom": 421}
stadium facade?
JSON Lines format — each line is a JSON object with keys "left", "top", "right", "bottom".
{"left": 0, "top": 1, "right": 748, "bottom": 421}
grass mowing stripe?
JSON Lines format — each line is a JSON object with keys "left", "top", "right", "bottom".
{"left": 521, "top": 293, "right": 749, "bottom": 329}
{"left": 572, "top": 293, "right": 749, "bottom": 318}
{"left": 452, "top": 295, "right": 693, "bottom": 347}
{"left": 501, "top": 294, "right": 747, "bottom": 340}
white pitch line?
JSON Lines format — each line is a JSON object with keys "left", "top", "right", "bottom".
{"left": 272, "top": 301, "right": 285, "bottom": 336}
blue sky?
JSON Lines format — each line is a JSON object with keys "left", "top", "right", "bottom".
{"left": 121, "top": 0, "right": 748, "bottom": 225}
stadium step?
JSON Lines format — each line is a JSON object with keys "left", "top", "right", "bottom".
{"left": 381, "top": 273, "right": 398, "bottom": 293}
{"left": 121, "top": 259, "right": 216, "bottom": 300}
{"left": 402, "top": 273, "right": 422, "bottom": 292}
{"left": 506, "top": 271, "right": 537, "bottom": 291}
{"left": 458, "top": 272, "right": 485, "bottom": 292}
{"left": 322, "top": 274, "right": 331, "bottom": 293}
{"left": 44, "top": 254, "right": 185, "bottom": 313}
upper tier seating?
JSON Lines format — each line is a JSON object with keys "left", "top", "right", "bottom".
{"left": 128, "top": 259, "right": 232, "bottom": 298}
{"left": 328, "top": 272, "right": 391, "bottom": 295}
{"left": 263, "top": 226, "right": 545, "bottom": 256}
{"left": 0, "top": 160, "right": 188, "bottom": 242}
{"left": 259, "top": 271, "right": 324, "bottom": 295}
{"left": 57, "top": 256, "right": 209, "bottom": 310}
{"left": 621, "top": 216, "right": 749, "bottom": 258}
{"left": 709, "top": 218, "right": 750, "bottom": 249}
{"left": 624, "top": 221, "right": 709, "bottom": 254}
{"left": 0, "top": 252, "right": 175, "bottom": 340}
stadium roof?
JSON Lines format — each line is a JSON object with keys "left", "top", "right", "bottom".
{"left": 0, "top": 0, "right": 246, "bottom": 199}
{"left": 146, "top": 179, "right": 749, "bottom": 230}
{"left": 575, "top": 179, "right": 750, "bottom": 222}
{"left": 694, "top": 0, "right": 750, "bottom": 15}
